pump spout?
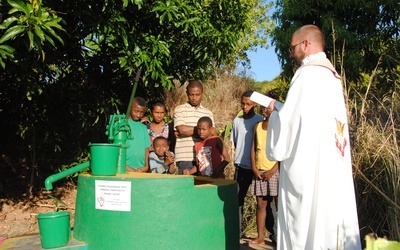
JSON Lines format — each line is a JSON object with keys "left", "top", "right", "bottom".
{"left": 44, "top": 161, "right": 90, "bottom": 190}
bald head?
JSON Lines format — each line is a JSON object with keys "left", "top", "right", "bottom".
{"left": 294, "top": 25, "right": 325, "bottom": 51}
{"left": 290, "top": 25, "right": 325, "bottom": 65}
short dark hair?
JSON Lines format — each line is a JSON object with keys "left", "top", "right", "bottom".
{"left": 151, "top": 101, "right": 167, "bottom": 112}
{"left": 265, "top": 90, "right": 279, "bottom": 100}
{"left": 242, "top": 90, "right": 254, "bottom": 98}
{"left": 153, "top": 136, "right": 169, "bottom": 145}
{"left": 133, "top": 96, "right": 146, "bottom": 107}
{"left": 197, "top": 116, "right": 213, "bottom": 127}
{"left": 186, "top": 80, "right": 203, "bottom": 92}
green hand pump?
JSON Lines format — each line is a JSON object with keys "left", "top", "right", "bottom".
{"left": 105, "top": 68, "right": 142, "bottom": 174}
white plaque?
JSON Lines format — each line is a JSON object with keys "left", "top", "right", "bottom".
{"left": 95, "top": 180, "right": 131, "bottom": 211}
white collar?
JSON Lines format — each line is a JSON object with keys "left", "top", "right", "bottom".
{"left": 302, "top": 52, "right": 326, "bottom": 65}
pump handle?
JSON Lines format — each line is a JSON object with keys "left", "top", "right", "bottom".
{"left": 125, "top": 68, "right": 142, "bottom": 118}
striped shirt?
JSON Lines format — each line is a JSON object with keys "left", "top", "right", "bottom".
{"left": 174, "top": 103, "right": 214, "bottom": 162}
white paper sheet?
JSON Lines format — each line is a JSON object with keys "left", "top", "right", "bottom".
{"left": 250, "top": 91, "right": 284, "bottom": 111}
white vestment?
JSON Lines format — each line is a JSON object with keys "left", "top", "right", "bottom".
{"left": 267, "top": 52, "right": 361, "bottom": 249}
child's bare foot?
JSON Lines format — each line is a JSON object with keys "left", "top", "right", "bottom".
{"left": 249, "top": 238, "right": 265, "bottom": 245}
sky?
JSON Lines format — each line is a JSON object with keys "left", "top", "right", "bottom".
{"left": 242, "top": 2, "right": 281, "bottom": 82}
{"left": 247, "top": 45, "right": 282, "bottom": 82}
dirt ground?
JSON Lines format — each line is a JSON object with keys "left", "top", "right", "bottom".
{"left": 0, "top": 183, "right": 77, "bottom": 240}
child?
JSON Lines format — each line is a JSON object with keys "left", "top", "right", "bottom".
{"left": 142, "top": 101, "right": 174, "bottom": 152}
{"left": 126, "top": 96, "right": 151, "bottom": 172}
{"left": 185, "top": 116, "right": 230, "bottom": 178}
{"left": 230, "top": 90, "right": 264, "bottom": 234}
{"left": 249, "top": 92, "right": 280, "bottom": 245}
{"left": 149, "top": 136, "right": 176, "bottom": 174}
{"left": 146, "top": 101, "right": 171, "bottom": 142}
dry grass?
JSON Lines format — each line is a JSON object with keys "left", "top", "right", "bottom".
{"left": 349, "top": 88, "right": 400, "bottom": 241}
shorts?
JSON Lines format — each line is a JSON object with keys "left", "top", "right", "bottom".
{"left": 250, "top": 170, "right": 279, "bottom": 197}
{"left": 177, "top": 161, "right": 196, "bottom": 174}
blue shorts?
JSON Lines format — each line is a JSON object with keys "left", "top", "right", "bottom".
{"left": 177, "top": 161, "right": 195, "bottom": 174}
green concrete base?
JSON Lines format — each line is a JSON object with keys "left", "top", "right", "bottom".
{"left": 1, "top": 234, "right": 87, "bottom": 250}
{"left": 74, "top": 173, "right": 239, "bottom": 250}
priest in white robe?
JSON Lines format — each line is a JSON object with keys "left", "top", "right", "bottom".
{"left": 266, "top": 25, "right": 361, "bottom": 249}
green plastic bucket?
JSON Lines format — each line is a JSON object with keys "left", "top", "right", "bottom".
{"left": 36, "top": 211, "right": 70, "bottom": 249}
{"left": 89, "top": 143, "right": 120, "bottom": 176}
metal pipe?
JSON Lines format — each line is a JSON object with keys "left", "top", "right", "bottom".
{"left": 44, "top": 161, "right": 90, "bottom": 190}
{"left": 125, "top": 68, "right": 142, "bottom": 118}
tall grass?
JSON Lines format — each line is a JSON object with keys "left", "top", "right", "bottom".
{"left": 348, "top": 76, "right": 400, "bottom": 241}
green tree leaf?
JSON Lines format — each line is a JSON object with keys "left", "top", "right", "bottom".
{"left": 0, "top": 25, "right": 25, "bottom": 44}
{"left": 8, "top": 0, "right": 31, "bottom": 15}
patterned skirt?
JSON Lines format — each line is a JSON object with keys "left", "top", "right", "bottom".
{"left": 250, "top": 170, "right": 279, "bottom": 197}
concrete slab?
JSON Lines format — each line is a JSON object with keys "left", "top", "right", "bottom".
{"left": 0, "top": 234, "right": 275, "bottom": 250}
{"left": 0, "top": 235, "right": 87, "bottom": 250}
